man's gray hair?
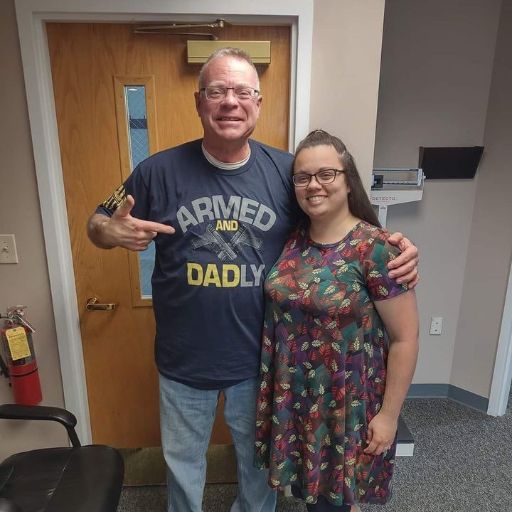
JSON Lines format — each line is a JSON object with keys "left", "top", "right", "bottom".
{"left": 198, "top": 47, "right": 260, "bottom": 88}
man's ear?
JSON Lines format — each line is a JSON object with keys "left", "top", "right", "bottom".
{"left": 255, "top": 94, "right": 263, "bottom": 117}
{"left": 194, "top": 91, "right": 201, "bottom": 116}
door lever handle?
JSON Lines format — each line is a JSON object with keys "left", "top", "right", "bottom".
{"left": 86, "top": 297, "right": 117, "bottom": 311}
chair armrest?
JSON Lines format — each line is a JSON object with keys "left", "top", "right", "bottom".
{"left": 0, "top": 404, "right": 81, "bottom": 447}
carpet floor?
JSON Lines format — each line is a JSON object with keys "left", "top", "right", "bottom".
{"left": 118, "top": 396, "right": 512, "bottom": 511}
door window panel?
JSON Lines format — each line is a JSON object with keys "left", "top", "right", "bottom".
{"left": 114, "top": 76, "right": 159, "bottom": 306}
{"left": 125, "top": 85, "right": 153, "bottom": 298}
{"left": 126, "top": 86, "right": 150, "bottom": 168}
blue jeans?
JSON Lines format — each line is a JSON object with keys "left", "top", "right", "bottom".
{"left": 159, "top": 375, "right": 277, "bottom": 512}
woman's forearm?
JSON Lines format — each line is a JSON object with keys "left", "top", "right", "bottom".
{"left": 380, "top": 337, "right": 419, "bottom": 420}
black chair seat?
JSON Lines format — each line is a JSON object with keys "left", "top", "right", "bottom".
{"left": 0, "top": 446, "right": 123, "bottom": 512}
{"left": 0, "top": 404, "right": 124, "bottom": 512}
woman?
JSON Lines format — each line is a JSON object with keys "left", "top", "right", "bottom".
{"left": 255, "top": 130, "right": 419, "bottom": 511}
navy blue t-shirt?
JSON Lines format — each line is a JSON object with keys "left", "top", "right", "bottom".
{"left": 97, "top": 139, "right": 299, "bottom": 388}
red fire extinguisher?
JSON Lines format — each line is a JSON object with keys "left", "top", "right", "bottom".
{"left": 0, "top": 306, "right": 42, "bottom": 405}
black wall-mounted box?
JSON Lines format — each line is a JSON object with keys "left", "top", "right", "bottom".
{"left": 419, "top": 146, "right": 484, "bottom": 179}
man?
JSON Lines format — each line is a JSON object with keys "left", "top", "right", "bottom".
{"left": 87, "top": 48, "right": 418, "bottom": 512}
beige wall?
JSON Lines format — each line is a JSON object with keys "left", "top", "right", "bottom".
{"left": 310, "top": 0, "right": 385, "bottom": 190}
{"left": 452, "top": 0, "right": 512, "bottom": 397}
{"left": 374, "top": 0, "right": 502, "bottom": 386}
{"left": 0, "top": 0, "right": 66, "bottom": 458}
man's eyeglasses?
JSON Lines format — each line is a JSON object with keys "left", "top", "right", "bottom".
{"left": 292, "top": 169, "right": 345, "bottom": 187}
{"left": 200, "top": 86, "right": 260, "bottom": 102}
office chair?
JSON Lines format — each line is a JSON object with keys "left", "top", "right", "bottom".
{"left": 0, "top": 404, "right": 124, "bottom": 512}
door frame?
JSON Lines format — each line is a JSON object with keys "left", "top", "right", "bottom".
{"left": 15, "top": 0, "right": 313, "bottom": 443}
{"left": 488, "top": 259, "right": 512, "bottom": 416}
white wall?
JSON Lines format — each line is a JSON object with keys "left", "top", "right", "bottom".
{"left": 374, "top": 0, "right": 502, "bottom": 386}
{"left": 452, "top": 0, "right": 512, "bottom": 397}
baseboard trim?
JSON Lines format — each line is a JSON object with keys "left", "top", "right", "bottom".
{"left": 408, "top": 383, "right": 489, "bottom": 412}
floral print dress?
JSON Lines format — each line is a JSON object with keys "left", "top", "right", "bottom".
{"left": 254, "top": 221, "right": 408, "bottom": 507}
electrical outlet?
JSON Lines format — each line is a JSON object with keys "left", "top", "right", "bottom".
{"left": 429, "top": 316, "right": 443, "bottom": 335}
{"left": 0, "top": 234, "right": 19, "bottom": 264}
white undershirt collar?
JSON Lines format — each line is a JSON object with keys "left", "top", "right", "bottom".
{"left": 201, "top": 143, "right": 251, "bottom": 170}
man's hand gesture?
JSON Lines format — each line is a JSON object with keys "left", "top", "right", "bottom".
{"left": 88, "top": 195, "right": 175, "bottom": 250}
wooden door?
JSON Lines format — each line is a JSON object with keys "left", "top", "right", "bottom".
{"left": 46, "top": 22, "right": 290, "bottom": 447}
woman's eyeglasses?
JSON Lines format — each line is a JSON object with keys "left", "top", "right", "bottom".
{"left": 292, "top": 169, "right": 345, "bottom": 187}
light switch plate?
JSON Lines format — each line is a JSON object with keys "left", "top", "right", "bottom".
{"left": 0, "top": 234, "right": 19, "bottom": 264}
{"left": 429, "top": 316, "right": 443, "bottom": 335}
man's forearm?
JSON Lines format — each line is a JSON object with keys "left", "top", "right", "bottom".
{"left": 87, "top": 213, "right": 116, "bottom": 249}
